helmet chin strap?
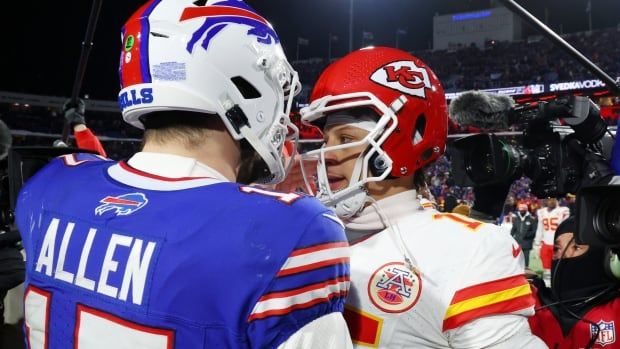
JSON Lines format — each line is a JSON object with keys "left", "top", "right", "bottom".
{"left": 326, "top": 188, "right": 368, "bottom": 219}
{"left": 318, "top": 152, "right": 370, "bottom": 218}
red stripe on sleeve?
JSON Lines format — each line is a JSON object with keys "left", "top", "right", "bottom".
{"left": 258, "top": 276, "right": 349, "bottom": 301}
{"left": 290, "top": 242, "right": 349, "bottom": 257}
{"left": 442, "top": 294, "right": 535, "bottom": 331}
{"left": 247, "top": 290, "right": 348, "bottom": 321}
{"left": 276, "top": 257, "right": 350, "bottom": 277}
{"left": 450, "top": 274, "right": 529, "bottom": 304}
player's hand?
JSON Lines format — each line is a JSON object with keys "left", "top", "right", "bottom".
{"left": 275, "top": 155, "right": 317, "bottom": 194}
{"left": 63, "top": 99, "right": 86, "bottom": 127}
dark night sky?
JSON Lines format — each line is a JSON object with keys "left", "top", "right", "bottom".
{"left": 2, "top": 0, "right": 619, "bottom": 101}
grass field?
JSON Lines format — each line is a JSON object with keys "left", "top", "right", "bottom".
{"left": 528, "top": 250, "right": 544, "bottom": 277}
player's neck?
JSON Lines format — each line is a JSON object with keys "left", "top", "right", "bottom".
{"left": 142, "top": 138, "right": 241, "bottom": 182}
{"left": 366, "top": 175, "right": 415, "bottom": 202}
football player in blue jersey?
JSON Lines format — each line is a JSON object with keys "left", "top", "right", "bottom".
{"left": 15, "top": 1, "right": 351, "bottom": 348}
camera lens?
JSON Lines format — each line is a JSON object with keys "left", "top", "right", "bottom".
{"left": 604, "top": 205, "right": 620, "bottom": 240}
{"left": 467, "top": 150, "right": 495, "bottom": 182}
{"left": 594, "top": 198, "right": 620, "bottom": 244}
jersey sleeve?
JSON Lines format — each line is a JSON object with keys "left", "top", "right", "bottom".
{"left": 534, "top": 210, "right": 544, "bottom": 246}
{"left": 277, "top": 312, "right": 353, "bottom": 349}
{"left": 442, "top": 225, "right": 535, "bottom": 333}
{"left": 74, "top": 127, "right": 107, "bottom": 157}
{"left": 246, "top": 210, "right": 350, "bottom": 348}
{"left": 447, "top": 314, "right": 546, "bottom": 349}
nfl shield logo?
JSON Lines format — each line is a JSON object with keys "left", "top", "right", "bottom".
{"left": 591, "top": 320, "right": 616, "bottom": 346}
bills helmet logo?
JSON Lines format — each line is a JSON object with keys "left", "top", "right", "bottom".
{"left": 367, "top": 262, "right": 422, "bottom": 313}
{"left": 181, "top": 0, "right": 279, "bottom": 53}
{"left": 591, "top": 320, "right": 616, "bottom": 346}
{"left": 370, "top": 60, "right": 431, "bottom": 98}
{"left": 95, "top": 193, "right": 149, "bottom": 217}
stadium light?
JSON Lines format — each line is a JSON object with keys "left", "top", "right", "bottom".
{"left": 395, "top": 28, "right": 407, "bottom": 49}
{"left": 349, "top": 0, "right": 353, "bottom": 52}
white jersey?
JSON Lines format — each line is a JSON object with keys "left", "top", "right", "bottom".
{"left": 535, "top": 206, "right": 570, "bottom": 245}
{"left": 343, "top": 191, "right": 539, "bottom": 348}
{"left": 500, "top": 212, "right": 515, "bottom": 235}
{"left": 419, "top": 197, "right": 436, "bottom": 210}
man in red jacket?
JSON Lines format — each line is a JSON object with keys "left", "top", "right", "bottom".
{"left": 529, "top": 217, "right": 620, "bottom": 349}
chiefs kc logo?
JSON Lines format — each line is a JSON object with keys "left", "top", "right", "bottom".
{"left": 370, "top": 60, "right": 431, "bottom": 98}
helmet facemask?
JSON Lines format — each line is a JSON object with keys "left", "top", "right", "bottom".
{"left": 234, "top": 42, "right": 301, "bottom": 184}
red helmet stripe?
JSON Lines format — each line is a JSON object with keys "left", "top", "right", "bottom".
{"left": 119, "top": 0, "right": 161, "bottom": 87}
{"left": 179, "top": 5, "right": 268, "bottom": 24}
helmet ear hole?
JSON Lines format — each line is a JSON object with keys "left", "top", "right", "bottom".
{"left": 420, "top": 148, "right": 434, "bottom": 162}
{"left": 412, "top": 114, "right": 426, "bottom": 146}
{"left": 369, "top": 152, "right": 389, "bottom": 177}
{"left": 231, "top": 76, "right": 262, "bottom": 99}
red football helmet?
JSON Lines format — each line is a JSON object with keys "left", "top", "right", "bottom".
{"left": 300, "top": 47, "right": 448, "bottom": 217}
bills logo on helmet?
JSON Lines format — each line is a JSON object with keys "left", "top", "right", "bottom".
{"left": 368, "top": 262, "right": 422, "bottom": 313}
{"left": 118, "top": 87, "right": 153, "bottom": 111}
{"left": 370, "top": 60, "right": 431, "bottom": 98}
{"left": 181, "top": 0, "right": 279, "bottom": 53}
{"left": 95, "top": 193, "right": 149, "bottom": 216}
{"left": 591, "top": 320, "right": 616, "bottom": 346}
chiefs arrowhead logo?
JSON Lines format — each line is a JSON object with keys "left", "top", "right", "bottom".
{"left": 512, "top": 244, "right": 522, "bottom": 258}
{"left": 370, "top": 60, "right": 431, "bottom": 98}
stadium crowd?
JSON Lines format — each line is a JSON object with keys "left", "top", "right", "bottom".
{"left": 2, "top": 27, "right": 617, "bottom": 214}
{"left": 291, "top": 27, "right": 620, "bottom": 101}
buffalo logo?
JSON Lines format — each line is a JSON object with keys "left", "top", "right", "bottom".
{"left": 591, "top": 320, "right": 616, "bottom": 346}
{"left": 370, "top": 60, "right": 431, "bottom": 98}
{"left": 95, "top": 193, "right": 148, "bottom": 217}
{"left": 367, "top": 262, "right": 422, "bottom": 313}
{"left": 181, "top": 0, "right": 279, "bottom": 53}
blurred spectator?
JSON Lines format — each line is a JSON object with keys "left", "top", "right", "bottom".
{"left": 0, "top": 120, "right": 25, "bottom": 338}
{"left": 511, "top": 203, "right": 537, "bottom": 268}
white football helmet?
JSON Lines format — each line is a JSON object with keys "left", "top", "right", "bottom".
{"left": 118, "top": 0, "right": 300, "bottom": 184}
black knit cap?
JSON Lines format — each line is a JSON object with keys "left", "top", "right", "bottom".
{"left": 554, "top": 216, "right": 576, "bottom": 239}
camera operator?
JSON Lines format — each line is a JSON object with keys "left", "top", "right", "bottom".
{"left": 0, "top": 120, "right": 25, "bottom": 326}
{"left": 528, "top": 216, "right": 620, "bottom": 349}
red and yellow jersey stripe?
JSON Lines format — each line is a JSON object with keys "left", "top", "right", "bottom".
{"left": 443, "top": 274, "right": 534, "bottom": 331}
{"left": 344, "top": 305, "right": 384, "bottom": 347}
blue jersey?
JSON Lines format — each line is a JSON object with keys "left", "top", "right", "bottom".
{"left": 16, "top": 153, "right": 350, "bottom": 349}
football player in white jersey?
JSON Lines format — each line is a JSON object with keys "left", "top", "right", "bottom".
{"left": 534, "top": 198, "right": 570, "bottom": 286}
{"left": 298, "top": 47, "right": 546, "bottom": 348}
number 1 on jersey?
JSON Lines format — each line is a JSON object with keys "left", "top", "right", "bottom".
{"left": 240, "top": 186, "right": 302, "bottom": 204}
{"left": 433, "top": 213, "right": 483, "bottom": 231}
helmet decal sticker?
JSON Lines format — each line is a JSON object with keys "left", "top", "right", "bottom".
{"left": 182, "top": 1, "right": 279, "bottom": 53}
{"left": 370, "top": 60, "right": 431, "bottom": 98}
